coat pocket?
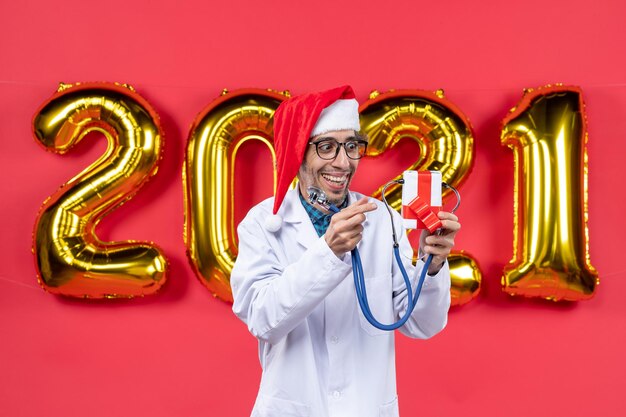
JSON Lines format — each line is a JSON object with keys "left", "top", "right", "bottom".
{"left": 254, "top": 394, "right": 311, "bottom": 417}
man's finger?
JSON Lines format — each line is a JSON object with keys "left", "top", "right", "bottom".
{"left": 344, "top": 198, "right": 377, "bottom": 214}
{"left": 437, "top": 211, "right": 458, "bottom": 222}
{"left": 440, "top": 219, "right": 461, "bottom": 232}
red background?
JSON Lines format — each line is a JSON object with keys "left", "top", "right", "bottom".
{"left": 1, "top": 1, "right": 625, "bottom": 416}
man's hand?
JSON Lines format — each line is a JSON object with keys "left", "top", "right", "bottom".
{"left": 420, "top": 211, "right": 461, "bottom": 275}
{"left": 325, "top": 198, "right": 377, "bottom": 257}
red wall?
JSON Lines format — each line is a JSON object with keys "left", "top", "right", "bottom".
{"left": 1, "top": 1, "right": 625, "bottom": 416}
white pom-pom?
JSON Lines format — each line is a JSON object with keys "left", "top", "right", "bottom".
{"left": 264, "top": 214, "right": 283, "bottom": 232}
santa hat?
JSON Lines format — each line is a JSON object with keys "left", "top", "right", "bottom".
{"left": 264, "top": 85, "right": 360, "bottom": 232}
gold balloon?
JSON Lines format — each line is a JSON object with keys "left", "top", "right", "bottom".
{"left": 501, "top": 85, "right": 599, "bottom": 301}
{"left": 449, "top": 252, "right": 482, "bottom": 305}
{"left": 184, "top": 89, "right": 288, "bottom": 302}
{"left": 32, "top": 82, "right": 167, "bottom": 298}
{"left": 359, "top": 89, "right": 480, "bottom": 306}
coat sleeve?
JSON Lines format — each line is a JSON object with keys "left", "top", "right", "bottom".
{"left": 230, "top": 207, "right": 352, "bottom": 345}
{"left": 389, "top": 210, "right": 451, "bottom": 339}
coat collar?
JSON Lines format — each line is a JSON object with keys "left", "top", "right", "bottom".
{"left": 281, "top": 188, "right": 309, "bottom": 224}
{"left": 279, "top": 188, "right": 317, "bottom": 249}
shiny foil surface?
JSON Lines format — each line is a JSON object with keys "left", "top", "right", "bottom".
{"left": 32, "top": 83, "right": 167, "bottom": 298}
{"left": 501, "top": 85, "right": 598, "bottom": 301}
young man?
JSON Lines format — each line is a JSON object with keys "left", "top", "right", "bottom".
{"left": 231, "top": 85, "right": 460, "bottom": 417}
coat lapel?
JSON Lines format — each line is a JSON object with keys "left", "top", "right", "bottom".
{"left": 281, "top": 189, "right": 319, "bottom": 250}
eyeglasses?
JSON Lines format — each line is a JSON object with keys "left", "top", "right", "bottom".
{"left": 308, "top": 139, "right": 368, "bottom": 160}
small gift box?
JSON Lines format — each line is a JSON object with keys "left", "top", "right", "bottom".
{"left": 401, "top": 170, "right": 443, "bottom": 233}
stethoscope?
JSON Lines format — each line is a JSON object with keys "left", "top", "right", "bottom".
{"left": 307, "top": 179, "right": 460, "bottom": 331}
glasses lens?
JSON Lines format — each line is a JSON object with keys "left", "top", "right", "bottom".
{"left": 315, "top": 140, "right": 338, "bottom": 159}
{"left": 344, "top": 141, "right": 366, "bottom": 159}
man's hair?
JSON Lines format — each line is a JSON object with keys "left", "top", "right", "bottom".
{"left": 355, "top": 131, "right": 369, "bottom": 143}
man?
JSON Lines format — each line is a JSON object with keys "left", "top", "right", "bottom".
{"left": 231, "top": 85, "right": 460, "bottom": 417}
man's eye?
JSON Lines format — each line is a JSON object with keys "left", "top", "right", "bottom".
{"left": 345, "top": 141, "right": 358, "bottom": 151}
{"left": 318, "top": 142, "right": 335, "bottom": 152}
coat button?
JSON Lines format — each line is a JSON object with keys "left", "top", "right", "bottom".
{"left": 330, "top": 336, "right": 338, "bottom": 344}
{"left": 332, "top": 390, "right": 341, "bottom": 399}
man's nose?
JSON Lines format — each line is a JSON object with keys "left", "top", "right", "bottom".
{"left": 332, "top": 146, "right": 351, "bottom": 168}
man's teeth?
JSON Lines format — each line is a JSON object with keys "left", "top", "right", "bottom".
{"left": 321, "top": 174, "right": 347, "bottom": 184}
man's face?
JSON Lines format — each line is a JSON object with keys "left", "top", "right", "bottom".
{"left": 298, "top": 130, "right": 363, "bottom": 206}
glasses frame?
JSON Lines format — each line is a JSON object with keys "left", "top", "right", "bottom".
{"left": 307, "top": 138, "right": 369, "bottom": 160}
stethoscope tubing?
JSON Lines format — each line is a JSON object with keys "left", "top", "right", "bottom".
{"left": 326, "top": 180, "right": 459, "bottom": 331}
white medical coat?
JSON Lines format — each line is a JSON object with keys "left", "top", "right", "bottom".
{"left": 231, "top": 189, "right": 451, "bottom": 417}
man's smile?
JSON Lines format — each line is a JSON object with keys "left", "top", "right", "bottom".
{"left": 320, "top": 172, "right": 350, "bottom": 190}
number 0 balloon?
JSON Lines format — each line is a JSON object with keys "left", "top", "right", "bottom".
{"left": 184, "top": 89, "right": 288, "bottom": 301}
